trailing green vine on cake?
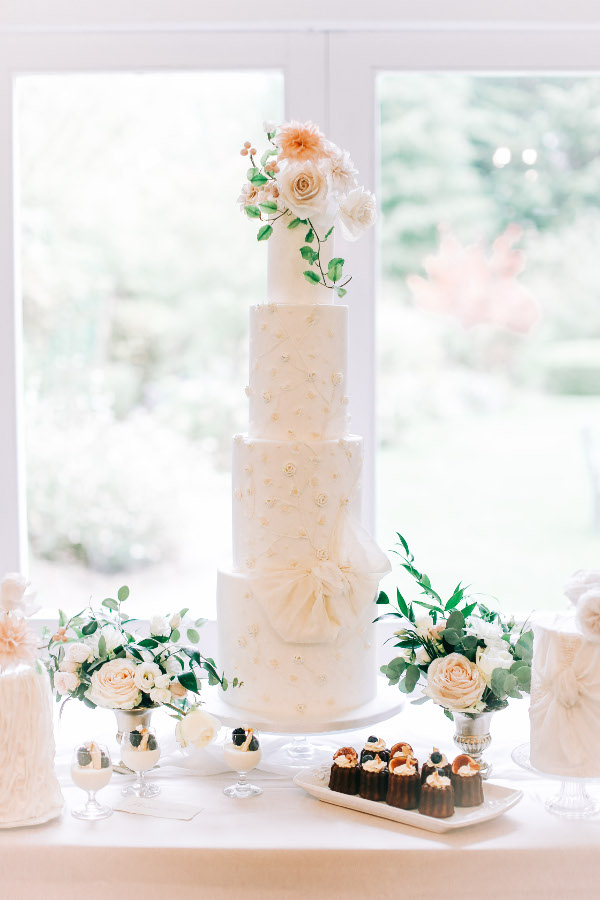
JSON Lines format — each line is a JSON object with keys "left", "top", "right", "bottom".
{"left": 377, "top": 534, "right": 534, "bottom": 720}
{"left": 238, "top": 120, "right": 376, "bottom": 298}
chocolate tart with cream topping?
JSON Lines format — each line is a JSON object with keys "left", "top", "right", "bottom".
{"left": 358, "top": 753, "right": 388, "bottom": 801}
{"left": 420, "top": 748, "right": 451, "bottom": 783}
{"left": 328, "top": 747, "right": 360, "bottom": 795}
{"left": 386, "top": 756, "right": 421, "bottom": 809}
{"left": 451, "top": 754, "right": 484, "bottom": 807}
{"left": 360, "top": 736, "right": 389, "bottom": 764}
{"left": 389, "top": 742, "right": 418, "bottom": 770}
{"left": 419, "top": 770, "right": 455, "bottom": 818}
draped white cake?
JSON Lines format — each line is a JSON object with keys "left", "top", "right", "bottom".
{"left": 217, "top": 218, "right": 391, "bottom": 724}
{"left": 529, "top": 614, "right": 600, "bottom": 777}
{"left": 0, "top": 665, "right": 63, "bottom": 827}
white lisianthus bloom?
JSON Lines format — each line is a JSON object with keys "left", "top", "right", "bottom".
{"left": 84, "top": 624, "right": 123, "bottom": 658}
{"left": 86, "top": 659, "right": 141, "bottom": 710}
{"left": 134, "top": 661, "right": 162, "bottom": 692}
{"left": 164, "top": 656, "right": 183, "bottom": 676}
{"left": 466, "top": 616, "right": 504, "bottom": 644}
{"left": 54, "top": 671, "right": 79, "bottom": 694}
{"left": 149, "top": 615, "right": 171, "bottom": 638}
{"left": 476, "top": 643, "right": 514, "bottom": 685}
{"left": 149, "top": 686, "right": 172, "bottom": 704}
{"left": 337, "top": 186, "right": 376, "bottom": 241}
{"left": 64, "top": 641, "right": 93, "bottom": 664}
{"left": 175, "top": 708, "right": 220, "bottom": 750}
{"left": 154, "top": 673, "right": 171, "bottom": 690}
{"left": 58, "top": 658, "right": 79, "bottom": 674}
{"left": 276, "top": 160, "right": 329, "bottom": 220}
{"left": 576, "top": 589, "right": 600, "bottom": 643}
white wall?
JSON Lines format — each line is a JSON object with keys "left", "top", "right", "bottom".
{"left": 1, "top": 0, "right": 600, "bottom": 30}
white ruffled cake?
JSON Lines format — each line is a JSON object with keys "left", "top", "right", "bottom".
{"left": 529, "top": 572, "right": 600, "bottom": 777}
{"left": 217, "top": 220, "right": 391, "bottom": 724}
{"left": 0, "top": 665, "right": 63, "bottom": 827}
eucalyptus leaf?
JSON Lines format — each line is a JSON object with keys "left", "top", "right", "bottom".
{"left": 102, "top": 598, "right": 119, "bottom": 612}
{"left": 403, "top": 664, "right": 421, "bottom": 693}
{"left": 446, "top": 610, "right": 466, "bottom": 632}
{"left": 81, "top": 620, "right": 98, "bottom": 636}
{"left": 171, "top": 628, "right": 180, "bottom": 643}
{"left": 187, "top": 628, "right": 200, "bottom": 644}
{"left": 442, "top": 629, "right": 461, "bottom": 645}
{"left": 117, "top": 586, "right": 130, "bottom": 603}
{"left": 97, "top": 635, "right": 107, "bottom": 658}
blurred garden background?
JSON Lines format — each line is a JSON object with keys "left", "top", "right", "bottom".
{"left": 16, "top": 72, "right": 600, "bottom": 616}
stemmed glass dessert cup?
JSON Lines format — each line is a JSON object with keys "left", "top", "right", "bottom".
{"left": 223, "top": 727, "right": 263, "bottom": 798}
{"left": 71, "top": 742, "right": 113, "bottom": 820}
{"left": 120, "top": 726, "right": 161, "bottom": 798}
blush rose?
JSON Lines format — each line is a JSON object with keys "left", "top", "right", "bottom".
{"left": 425, "top": 652, "right": 486, "bottom": 711}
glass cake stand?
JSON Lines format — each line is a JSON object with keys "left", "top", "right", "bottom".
{"left": 205, "top": 678, "right": 405, "bottom": 774}
{"left": 512, "top": 743, "right": 600, "bottom": 819}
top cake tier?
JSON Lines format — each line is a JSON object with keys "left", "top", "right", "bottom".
{"left": 248, "top": 303, "right": 349, "bottom": 441}
{"left": 267, "top": 216, "right": 336, "bottom": 306}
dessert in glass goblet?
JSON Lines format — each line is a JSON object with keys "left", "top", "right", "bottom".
{"left": 120, "top": 726, "right": 161, "bottom": 798}
{"left": 71, "top": 741, "right": 113, "bottom": 820}
{"left": 223, "top": 726, "right": 262, "bottom": 798}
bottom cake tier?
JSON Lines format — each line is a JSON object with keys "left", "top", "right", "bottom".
{"left": 217, "top": 568, "right": 378, "bottom": 724}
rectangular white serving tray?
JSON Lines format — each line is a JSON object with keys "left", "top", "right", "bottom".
{"left": 293, "top": 766, "right": 523, "bottom": 833}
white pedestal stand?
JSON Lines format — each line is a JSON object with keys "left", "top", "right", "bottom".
{"left": 512, "top": 743, "right": 600, "bottom": 819}
{"left": 205, "top": 678, "right": 405, "bottom": 774}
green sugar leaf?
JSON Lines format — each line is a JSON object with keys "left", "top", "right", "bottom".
{"left": 245, "top": 204, "right": 261, "bottom": 218}
{"left": 300, "top": 246, "right": 318, "bottom": 263}
{"left": 257, "top": 224, "right": 273, "bottom": 241}
{"left": 287, "top": 217, "right": 303, "bottom": 229}
{"left": 335, "top": 287, "right": 347, "bottom": 298}
{"left": 303, "top": 270, "right": 321, "bottom": 284}
{"left": 249, "top": 172, "right": 268, "bottom": 186}
{"left": 259, "top": 200, "right": 278, "bottom": 213}
{"left": 324, "top": 226, "right": 334, "bottom": 240}
{"left": 305, "top": 228, "right": 314, "bottom": 243}
{"left": 327, "top": 257, "right": 344, "bottom": 283}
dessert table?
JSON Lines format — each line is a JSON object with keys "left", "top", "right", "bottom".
{"left": 3, "top": 697, "right": 599, "bottom": 900}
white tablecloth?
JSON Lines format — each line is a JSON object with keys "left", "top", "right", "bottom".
{"left": 3, "top": 697, "right": 600, "bottom": 900}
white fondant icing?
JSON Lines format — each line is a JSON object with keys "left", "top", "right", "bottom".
{"left": 267, "top": 215, "right": 335, "bottom": 306}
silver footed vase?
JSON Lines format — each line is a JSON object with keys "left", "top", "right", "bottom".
{"left": 113, "top": 707, "right": 155, "bottom": 767}
{"left": 452, "top": 710, "right": 495, "bottom": 780}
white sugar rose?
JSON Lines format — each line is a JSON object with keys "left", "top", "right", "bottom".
{"left": 277, "top": 160, "right": 329, "bottom": 220}
{"left": 426, "top": 653, "right": 486, "bottom": 711}
{"left": 326, "top": 146, "right": 358, "bottom": 196}
{"left": 134, "top": 661, "right": 162, "bottom": 693}
{"left": 476, "top": 643, "right": 513, "bottom": 685}
{"left": 0, "top": 573, "right": 39, "bottom": 616}
{"left": 86, "top": 659, "right": 141, "bottom": 710}
{"left": 54, "top": 671, "right": 79, "bottom": 694}
{"left": 64, "top": 641, "right": 92, "bottom": 664}
{"left": 338, "top": 186, "right": 376, "bottom": 241}
{"left": 576, "top": 589, "right": 600, "bottom": 643}
{"left": 175, "top": 708, "right": 220, "bottom": 750}
{"left": 564, "top": 570, "right": 600, "bottom": 606}
{"left": 149, "top": 615, "right": 171, "bottom": 638}
{"left": 149, "top": 686, "right": 172, "bottom": 704}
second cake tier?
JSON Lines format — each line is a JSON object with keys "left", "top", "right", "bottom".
{"left": 232, "top": 433, "right": 363, "bottom": 573}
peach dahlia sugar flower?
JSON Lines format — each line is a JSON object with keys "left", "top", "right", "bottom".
{"left": 0, "top": 612, "right": 39, "bottom": 671}
{"left": 274, "top": 120, "right": 334, "bottom": 163}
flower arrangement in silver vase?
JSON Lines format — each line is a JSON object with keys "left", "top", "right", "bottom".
{"left": 378, "top": 535, "right": 534, "bottom": 719}
{"left": 45, "top": 586, "right": 236, "bottom": 713}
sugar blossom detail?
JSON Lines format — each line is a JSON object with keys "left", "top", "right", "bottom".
{"left": 282, "top": 462, "right": 297, "bottom": 477}
{"left": 314, "top": 492, "right": 329, "bottom": 507}
{"left": 0, "top": 612, "right": 39, "bottom": 671}
{"left": 273, "top": 120, "right": 333, "bottom": 163}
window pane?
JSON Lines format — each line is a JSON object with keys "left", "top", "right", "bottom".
{"left": 17, "top": 71, "right": 284, "bottom": 616}
{"left": 377, "top": 74, "right": 600, "bottom": 613}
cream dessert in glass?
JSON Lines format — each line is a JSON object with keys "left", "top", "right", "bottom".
{"left": 223, "top": 726, "right": 262, "bottom": 798}
{"left": 71, "top": 741, "right": 113, "bottom": 820}
{"left": 121, "top": 726, "right": 161, "bottom": 798}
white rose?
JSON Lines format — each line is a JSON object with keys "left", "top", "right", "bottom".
{"left": 58, "top": 658, "right": 79, "bottom": 674}
{"left": 134, "top": 661, "right": 162, "bottom": 692}
{"left": 85, "top": 624, "right": 122, "bottom": 658}
{"left": 54, "top": 671, "right": 79, "bottom": 694}
{"left": 425, "top": 653, "right": 486, "bottom": 711}
{"left": 337, "top": 186, "right": 376, "bottom": 241}
{"left": 86, "top": 659, "right": 141, "bottom": 710}
{"left": 564, "top": 570, "right": 600, "bottom": 606}
{"left": 175, "top": 709, "right": 220, "bottom": 750}
{"left": 476, "top": 643, "right": 514, "bottom": 685}
{"left": 0, "top": 573, "right": 40, "bottom": 616}
{"left": 149, "top": 615, "right": 171, "bottom": 638}
{"left": 576, "top": 589, "right": 600, "bottom": 643}
{"left": 154, "top": 673, "right": 171, "bottom": 690}
{"left": 277, "top": 160, "right": 329, "bottom": 220}
{"left": 149, "top": 687, "right": 172, "bottom": 704}
{"left": 64, "top": 641, "right": 93, "bottom": 664}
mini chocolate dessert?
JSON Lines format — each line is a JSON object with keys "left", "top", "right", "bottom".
{"left": 360, "top": 736, "right": 389, "bottom": 764}
{"left": 329, "top": 747, "right": 360, "bottom": 795}
{"left": 386, "top": 756, "right": 420, "bottom": 809}
{"left": 359, "top": 753, "right": 388, "bottom": 801}
{"left": 420, "top": 748, "right": 451, "bottom": 783}
{"left": 389, "top": 742, "right": 417, "bottom": 770}
{"left": 451, "top": 754, "right": 484, "bottom": 807}
{"left": 419, "top": 770, "right": 455, "bottom": 818}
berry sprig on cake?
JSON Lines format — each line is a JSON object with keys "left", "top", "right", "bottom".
{"left": 238, "top": 120, "right": 376, "bottom": 298}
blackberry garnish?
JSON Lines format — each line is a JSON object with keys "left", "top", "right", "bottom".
{"left": 129, "top": 731, "right": 143, "bottom": 747}
{"left": 147, "top": 735, "right": 158, "bottom": 751}
{"left": 77, "top": 748, "right": 92, "bottom": 767}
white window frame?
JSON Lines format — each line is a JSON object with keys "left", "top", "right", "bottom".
{"left": 1, "top": 21, "right": 599, "bottom": 578}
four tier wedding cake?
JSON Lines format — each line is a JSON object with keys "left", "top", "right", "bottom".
{"left": 217, "top": 122, "right": 391, "bottom": 724}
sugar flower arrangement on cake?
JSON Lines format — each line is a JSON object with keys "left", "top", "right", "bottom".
{"left": 0, "top": 573, "right": 41, "bottom": 672}
{"left": 238, "top": 120, "right": 376, "bottom": 297}
{"left": 45, "top": 586, "right": 236, "bottom": 712}
{"left": 378, "top": 535, "right": 534, "bottom": 719}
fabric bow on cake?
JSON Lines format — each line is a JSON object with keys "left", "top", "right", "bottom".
{"left": 564, "top": 570, "right": 600, "bottom": 644}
